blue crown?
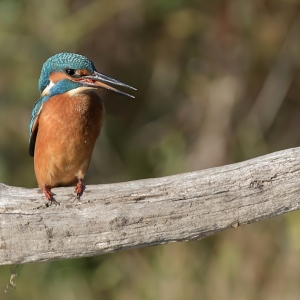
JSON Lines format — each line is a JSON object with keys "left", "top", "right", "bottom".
{"left": 38, "top": 52, "right": 96, "bottom": 94}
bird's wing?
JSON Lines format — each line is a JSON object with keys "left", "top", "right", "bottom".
{"left": 29, "top": 97, "right": 44, "bottom": 157}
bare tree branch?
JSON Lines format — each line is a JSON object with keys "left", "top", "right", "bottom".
{"left": 1, "top": 147, "right": 300, "bottom": 265}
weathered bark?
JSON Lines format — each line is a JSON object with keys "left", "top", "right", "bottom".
{"left": 1, "top": 147, "right": 300, "bottom": 265}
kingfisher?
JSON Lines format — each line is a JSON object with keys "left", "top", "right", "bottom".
{"left": 29, "top": 52, "right": 135, "bottom": 203}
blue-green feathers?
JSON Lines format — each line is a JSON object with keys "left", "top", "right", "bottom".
{"left": 29, "top": 52, "right": 96, "bottom": 156}
{"left": 38, "top": 52, "right": 96, "bottom": 93}
{"left": 30, "top": 80, "right": 82, "bottom": 132}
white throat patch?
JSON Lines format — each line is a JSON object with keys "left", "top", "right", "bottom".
{"left": 41, "top": 80, "right": 55, "bottom": 96}
{"left": 67, "top": 86, "right": 96, "bottom": 97}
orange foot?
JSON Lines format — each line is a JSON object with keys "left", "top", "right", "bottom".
{"left": 75, "top": 179, "right": 85, "bottom": 199}
{"left": 42, "top": 184, "right": 59, "bottom": 206}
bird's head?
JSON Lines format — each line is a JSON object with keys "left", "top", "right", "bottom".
{"left": 38, "top": 52, "right": 135, "bottom": 98}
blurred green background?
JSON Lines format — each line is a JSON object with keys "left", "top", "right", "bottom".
{"left": 0, "top": 0, "right": 300, "bottom": 299}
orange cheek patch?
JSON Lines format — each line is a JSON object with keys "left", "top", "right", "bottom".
{"left": 49, "top": 70, "right": 92, "bottom": 84}
{"left": 50, "top": 72, "right": 71, "bottom": 83}
{"left": 79, "top": 69, "right": 91, "bottom": 76}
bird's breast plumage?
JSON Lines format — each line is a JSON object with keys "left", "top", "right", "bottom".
{"left": 33, "top": 90, "right": 104, "bottom": 188}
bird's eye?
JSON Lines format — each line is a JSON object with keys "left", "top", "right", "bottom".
{"left": 65, "top": 68, "right": 76, "bottom": 76}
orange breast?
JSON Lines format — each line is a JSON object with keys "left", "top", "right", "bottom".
{"left": 34, "top": 90, "right": 104, "bottom": 188}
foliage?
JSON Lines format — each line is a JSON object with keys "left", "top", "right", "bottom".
{"left": 0, "top": 0, "right": 300, "bottom": 299}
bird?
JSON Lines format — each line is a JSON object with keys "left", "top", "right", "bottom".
{"left": 29, "top": 52, "right": 135, "bottom": 204}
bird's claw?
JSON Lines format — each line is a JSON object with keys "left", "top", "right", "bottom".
{"left": 75, "top": 179, "right": 85, "bottom": 199}
{"left": 42, "top": 184, "right": 60, "bottom": 206}
{"left": 45, "top": 198, "right": 60, "bottom": 207}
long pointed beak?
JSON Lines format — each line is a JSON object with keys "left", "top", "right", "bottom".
{"left": 78, "top": 71, "right": 136, "bottom": 98}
